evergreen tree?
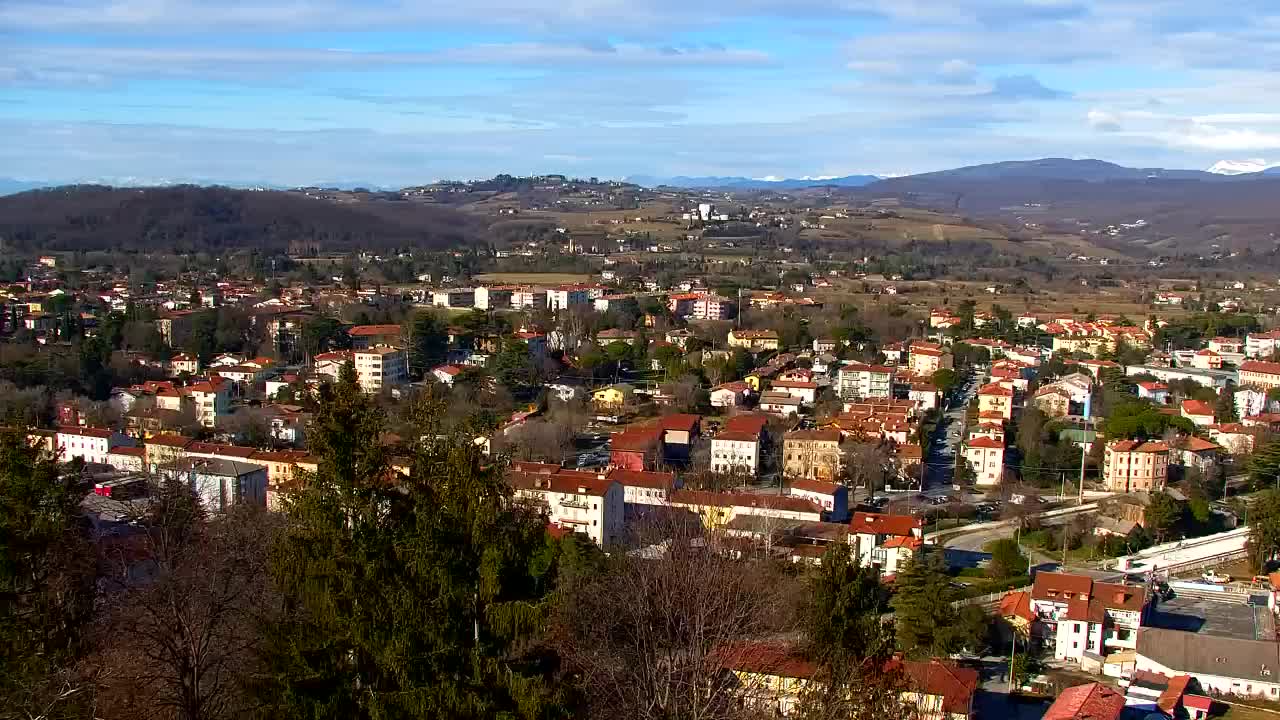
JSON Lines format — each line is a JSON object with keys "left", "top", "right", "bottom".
{"left": 403, "top": 311, "right": 448, "bottom": 377}
{"left": 255, "top": 371, "right": 570, "bottom": 718}
{"left": 890, "top": 551, "right": 985, "bottom": 658}
{"left": 0, "top": 431, "right": 95, "bottom": 717}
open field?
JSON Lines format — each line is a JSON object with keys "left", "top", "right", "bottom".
{"left": 474, "top": 272, "right": 592, "bottom": 285}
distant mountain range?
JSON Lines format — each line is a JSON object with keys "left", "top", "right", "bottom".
{"left": 8, "top": 158, "right": 1280, "bottom": 197}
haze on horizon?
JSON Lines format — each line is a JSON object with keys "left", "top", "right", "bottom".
{"left": 4, "top": 0, "right": 1280, "bottom": 186}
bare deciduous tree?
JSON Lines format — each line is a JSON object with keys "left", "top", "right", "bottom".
{"left": 553, "top": 516, "right": 797, "bottom": 720}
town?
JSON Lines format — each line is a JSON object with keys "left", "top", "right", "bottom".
{"left": 7, "top": 176, "right": 1280, "bottom": 719}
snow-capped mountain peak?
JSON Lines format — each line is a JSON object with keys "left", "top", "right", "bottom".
{"left": 1208, "top": 159, "right": 1280, "bottom": 175}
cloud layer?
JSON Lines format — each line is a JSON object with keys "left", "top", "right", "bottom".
{"left": 4, "top": 0, "right": 1280, "bottom": 183}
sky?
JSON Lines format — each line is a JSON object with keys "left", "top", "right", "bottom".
{"left": 4, "top": 0, "right": 1280, "bottom": 186}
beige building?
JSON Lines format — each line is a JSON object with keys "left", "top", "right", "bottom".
{"left": 908, "top": 342, "right": 953, "bottom": 376}
{"left": 354, "top": 347, "right": 408, "bottom": 393}
{"left": 1239, "top": 360, "right": 1280, "bottom": 391}
{"left": 782, "top": 429, "right": 843, "bottom": 481}
{"left": 962, "top": 436, "right": 1005, "bottom": 487}
{"left": 727, "top": 329, "right": 781, "bottom": 351}
{"left": 977, "top": 382, "right": 1014, "bottom": 420}
{"left": 1102, "top": 440, "right": 1169, "bottom": 493}
{"left": 1032, "top": 385, "right": 1071, "bottom": 418}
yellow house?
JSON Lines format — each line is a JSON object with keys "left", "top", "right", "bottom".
{"left": 592, "top": 383, "right": 635, "bottom": 409}
{"left": 713, "top": 642, "right": 978, "bottom": 720}
{"left": 976, "top": 382, "right": 1014, "bottom": 420}
{"left": 1052, "top": 335, "right": 1113, "bottom": 357}
{"left": 728, "top": 329, "right": 781, "bottom": 351}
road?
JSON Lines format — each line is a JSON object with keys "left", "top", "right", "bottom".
{"left": 923, "top": 368, "right": 982, "bottom": 493}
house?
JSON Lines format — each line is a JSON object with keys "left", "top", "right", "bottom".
{"left": 353, "top": 347, "right": 408, "bottom": 393}
{"left": 788, "top": 479, "right": 849, "bottom": 522}
{"left": 653, "top": 413, "right": 700, "bottom": 462}
{"left": 1240, "top": 360, "right": 1280, "bottom": 391}
{"left": 1210, "top": 423, "right": 1259, "bottom": 455}
{"left": 508, "top": 469, "right": 624, "bottom": 547}
{"left": 758, "top": 392, "right": 802, "bottom": 416}
{"left": 1136, "top": 628, "right": 1280, "bottom": 700}
{"left": 596, "top": 328, "right": 640, "bottom": 346}
{"left": 782, "top": 429, "right": 843, "bottom": 481}
{"left": 1169, "top": 436, "right": 1221, "bottom": 474}
{"left": 998, "top": 590, "right": 1035, "bottom": 638}
{"left": 713, "top": 643, "right": 976, "bottom": 720}
{"left": 769, "top": 380, "right": 817, "bottom": 405}
{"left": 609, "top": 426, "right": 664, "bottom": 471}
{"left": 143, "top": 434, "right": 194, "bottom": 473}
{"left": 592, "top": 383, "right": 634, "bottom": 409}
{"left": 347, "top": 324, "right": 402, "bottom": 349}
{"left": 977, "top": 382, "right": 1014, "bottom": 420}
{"left": 172, "top": 457, "right": 268, "bottom": 513}
{"left": 1180, "top": 399, "right": 1215, "bottom": 427}
{"left": 837, "top": 362, "right": 894, "bottom": 400}
{"left": 848, "top": 512, "right": 924, "bottom": 577}
{"left": 710, "top": 381, "right": 750, "bottom": 408}
{"left": 727, "top": 329, "right": 781, "bottom": 351}
{"left": 962, "top": 436, "right": 1005, "bottom": 487}
{"left": 105, "top": 445, "right": 146, "bottom": 473}
{"left": 1041, "top": 682, "right": 1126, "bottom": 720}
{"left": 710, "top": 415, "right": 768, "bottom": 477}
{"left": 1030, "top": 572, "right": 1148, "bottom": 669}
{"left": 432, "top": 364, "right": 465, "bottom": 387}
{"left": 813, "top": 338, "right": 838, "bottom": 353}
{"left": 170, "top": 353, "right": 201, "bottom": 375}
{"left": 1136, "top": 381, "right": 1169, "bottom": 404}
{"left": 1033, "top": 385, "right": 1072, "bottom": 418}
{"left": 1102, "top": 440, "right": 1169, "bottom": 493}
{"left": 56, "top": 426, "right": 134, "bottom": 466}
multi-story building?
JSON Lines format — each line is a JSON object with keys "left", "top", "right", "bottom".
{"left": 848, "top": 512, "right": 924, "bottom": 576}
{"left": 1239, "top": 360, "right": 1280, "bottom": 391}
{"left": 668, "top": 489, "right": 822, "bottom": 527}
{"left": 1030, "top": 572, "right": 1148, "bottom": 667}
{"left": 547, "top": 285, "right": 590, "bottom": 311}
{"left": 431, "top": 288, "right": 475, "bottom": 308}
{"left": 711, "top": 429, "right": 762, "bottom": 476}
{"left": 837, "top": 362, "right": 894, "bottom": 400}
{"left": 1180, "top": 399, "right": 1215, "bottom": 427}
{"left": 172, "top": 457, "right": 268, "bottom": 513}
{"left": 769, "top": 380, "right": 817, "bottom": 405}
{"left": 155, "top": 309, "right": 201, "bottom": 348}
{"left": 474, "top": 286, "right": 514, "bottom": 310}
{"left": 508, "top": 469, "right": 625, "bottom": 547}
{"left": 353, "top": 347, "right": 408, "bottom": 393}
{"left": 347, "top": 324, "right": 403, "bottom": 349}
{"left": 510, "top": 288, "right": 547, "bottom": 309}
{"left": 962, "top": 436, "right": 1005, "bottom": 486}
{"left": 977, "top": 382, "right": 1014, "bottom": 420}
{"left": 1102, "top": 440, "right": 1169, "bottom": 493}
{"left": 170, "top": 353, "right": 201, "bottom": 375}
{"left": 782, "top": 429, "right": 842, "bottom": 481}
{"left": 605, "top": 468, "right": 677, "bottom": 506}
{"left": 908, "top": 342, "right": 952, "bottom": 376}
{"left": 56, "top": 426, "right": 133, "bottom": 466}
{"left": 1246, "top": 330, "right": 1280, "bottom": 358}
{"left": 185, "top": 377, "right": 231, "bottom": 428}
{"left": 609, "top": 426, "right": 664, "bottom": 471}
{"left": 727, "top": 329, "right": 781, "bottom": 351}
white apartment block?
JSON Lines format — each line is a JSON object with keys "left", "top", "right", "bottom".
{"left": 431, "top": 288, "right": 475, "bottom": 308}
{"left": 56, "top": 426, "right": 133, "bottom": 466}
{"left": 509, "top": 471, "right": 625, "bottom": 547}
{"left": 475, "top": 286, "right": 513, "bottom": 310}
{"left": 837, "top": 362, "right": 894, "bottom": 400}
{"left": 710, "top": 432, "right": 762, "bottom": 476}
{"left": 547, "top": 286, "right": 590, "bottom": 311}
{"left": 511, "top": 289, "right": 547, "bottom": 309}
{"left": 962, "top": 436, "right": 1005, "bottom": 486}
{"left": 354, "top": 347, "right": 408, "bottom": 393}
{"left": 1030, "top": 572, "right": 1147, "bottom": 666}
{"left": 1246, "top": 330, "right": 1280, "bottom": 358}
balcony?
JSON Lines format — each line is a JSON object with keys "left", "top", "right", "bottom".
{"left": 560, "top": 498, "right": 590, "bottom": 510}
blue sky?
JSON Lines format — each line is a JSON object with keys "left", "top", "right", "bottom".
{"left": 3, "top": 0, "right": 1280, "bottom": 186}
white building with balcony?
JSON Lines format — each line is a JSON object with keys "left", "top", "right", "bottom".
{"left": 1030, "top": 572, "right": 1148, "bottom": 668}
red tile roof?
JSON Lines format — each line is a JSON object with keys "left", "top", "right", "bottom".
{"left": 978, "top": 382, "right": 1014, "bottom": 397}
{"left": 1180, "top": 399, "right": 1214, "bottom": 417}
{"left": 999, "top": 590, "right": 1034, "bottom": 622}
{"left": 965, "top": 437, "right": 1004, "bottom": 450}
{"left": 1032, "top": 571, "right": 1093, "bottom": 601}
{"left": 893, "top": 659, "right": 978, "bottom": 715}
{"left": 145, "top": 434, "right": 194, "bottom": 448}
{"left": 710, "top": 642, "right": 816, "bottom": 679}
{"left": 670, "top": 489, "right": 822, "bottom": 515}
{"left": 610, "top": 427, "right": 664, "bottom": 452}
{"left": 655, "top": 413, "right": 701, "bottom": 433}
{"left": 1042, "top": 682, "right": 1125, "bottom": 720}
{"left": 789, "top": 478, "right": 841, "bottom": 496}
{"left": 1241, "top": 360, "right": 1280, "bottom": 375}
{"left": 347, "top": 324, "right": 402, "bottom": 337}
{"left": 849, "top": 512, "right": 922, "bottom": 537}
{"left": 606, "top": 468, "right": 675, "bottom": 490}
{"left": 508, "top": 471, "right": 614, "bottom": 497}
{"left": 57, "top": 425, "right": 115, "bottom": 439}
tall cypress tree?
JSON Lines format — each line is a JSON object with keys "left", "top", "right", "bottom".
{"left": 255, "top": 370, "right": 570, "bottom": 718}
{"left": 0, "top": 431, "right": 95, "bottom": 717}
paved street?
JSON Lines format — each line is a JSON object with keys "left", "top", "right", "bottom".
{"left": 923, "top": 368, "right": 981, "bottom": 494}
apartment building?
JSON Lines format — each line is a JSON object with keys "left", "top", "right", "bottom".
{"left": 908, "top": 342, "right": 953, "bottom": 376}
{"left": 431, "top": 288, "right": 475, "bottom": 308}
{"left": 977, "top": 382, "right": 1014, "bottom": 421}
{"left": 474, "top": 286, "right": 514, "bottom": 310}
{"left": 1180, "top": 399, "right": 1215, "bottom": 427}
{"left": 1246, "top": 330, "right": 1280, "bottom": 358}
{"left": 1240, "top": 360, "right": 1280, "bottom": 391}
{"left": 782, "top": 429, "right": 843, "bottom": 481}
{"left": 788, "top": 479, "right": 848, "bottom": 522}
{"left": 711, "top": 429, "right": 762, "bottom": 476}
{"left": 1102, "top": 440, "right": 1169, "bottom": 493}
{"left": 1030, "top": 572, "right": 1148, "bottom": 667}
{"left": 547, "top": 285, "right": 590, "bottom": 311}
{"left": 56, "top": 426, "right": 134, "bottom": 466}
{"left": 353, "top": 347, "right": 408, "bottom": 393}
{"left": 837, "top": 362, "right": 894, "bottom": 400}
{"left": 508, "top": 469, "right": 625, "bottom": 547}
{"left": 962, "top": 436, "right": 1006, "bottom": 487}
